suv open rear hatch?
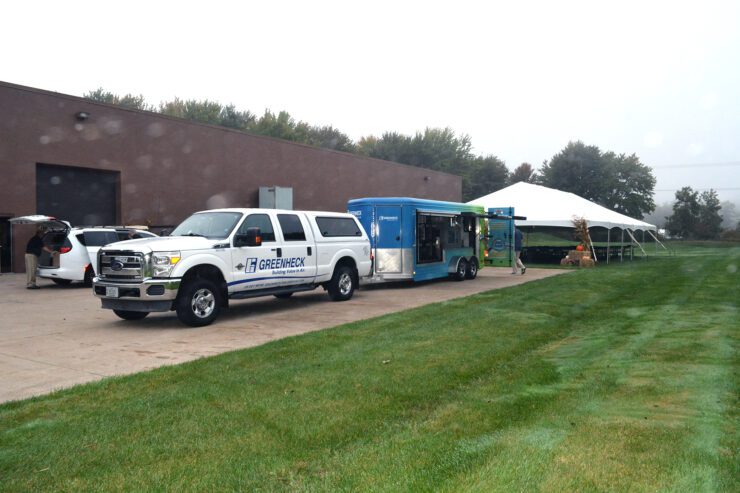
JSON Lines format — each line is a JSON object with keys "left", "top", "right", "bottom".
{"left": 9, "top": 215, "right": 71, "bottom": 233}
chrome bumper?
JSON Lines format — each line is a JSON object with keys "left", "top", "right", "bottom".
{"left": 93, "top": 277, "right": 181, "bottom": 301}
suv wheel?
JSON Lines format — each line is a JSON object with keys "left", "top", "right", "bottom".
{"left": 327, "top": 265, "right": 356, "bottom": 301}
{"left": 176, "top": 279, "right": 221, "bottom": 326}
{"left": 83, "top": 266, "right": 95, "bottom": 287}
{"left": 113, "top": 310, "right": 149, "bottom": 321}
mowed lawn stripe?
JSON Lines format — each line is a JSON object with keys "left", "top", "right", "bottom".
{"left": 0, "top": 245, "right": 737, "bottom": 491}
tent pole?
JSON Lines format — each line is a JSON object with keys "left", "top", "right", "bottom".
{"left": 607, "top": 228, "right": 610, "bottom": 264}
{"left": 624, "top": 229, "right": 646, "bottom": 259}
{"left": 620, "top": 229, "right": 624, "bottom": 262}
{"left": 587, "top": 226, "right": 598, "bottom": 262}
{"left": 647, "top": 229, "right": 668, "bottom": 252}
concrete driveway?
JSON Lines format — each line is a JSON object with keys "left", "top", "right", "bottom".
{"left": 0, "top": 267, "right": 568, "bottom": 403}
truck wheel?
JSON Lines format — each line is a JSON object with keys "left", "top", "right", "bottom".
{"left": 452, "top": 258, "right": 468, "bottom": 281}
{"left": 113, "top": 310, "right": 149, "bottom": 321}
{"left": 176, "top": 279, "right": 221, "bottom": 327}
{"left": 327, "top": 265, "right": 355, "bottom": 301}
{"left": 465, "top": 257, "right": 479, "bottom": 279}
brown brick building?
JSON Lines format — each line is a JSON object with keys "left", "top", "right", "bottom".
{"left": 0, "top": 81, "right": 462, "bottom": 273}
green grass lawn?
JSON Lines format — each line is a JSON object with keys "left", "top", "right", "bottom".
{"left": 1, "top": 245, "right": 738, "bottom": 491}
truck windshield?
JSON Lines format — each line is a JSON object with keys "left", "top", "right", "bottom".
{"left": 171, "top": 212, "right": 243, "bottom": 239}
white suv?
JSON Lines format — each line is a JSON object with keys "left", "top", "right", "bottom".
{"left": 10, "top": 215, "right": 156, "bottom": 286}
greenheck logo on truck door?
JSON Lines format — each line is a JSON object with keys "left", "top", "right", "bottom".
{"left": 245, "top": 257, "right": 306, "bottom": 274}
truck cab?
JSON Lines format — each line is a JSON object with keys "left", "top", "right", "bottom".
{"left": 93, "top": 208, "right": 372, "bottom": 326}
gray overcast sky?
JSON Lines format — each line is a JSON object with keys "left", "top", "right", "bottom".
{"left": 3, "top": 0, "right": 739, "bottom": 205}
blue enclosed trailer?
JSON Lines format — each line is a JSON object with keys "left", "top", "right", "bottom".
{"left": 347, "top": 197, "right": 485, "bottom": 282}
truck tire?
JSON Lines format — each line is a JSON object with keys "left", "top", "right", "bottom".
{"left": 113, "top": 309, "right": 149, "bottom": 321}
{"left": 452, "top": 258, "right": 468, "bottom": 281}
{"left": 176, "top": 279, "right": 221, "bottom": 327}
{"left": 327, "top": 265, "right": 356, "bottom": 301}
{"left": 465, "top": 257, "right": 479, "bottom": 279}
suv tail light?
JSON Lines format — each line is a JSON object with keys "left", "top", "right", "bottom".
{"left": 59, "top": 246, "right": 72, "bottom": 254}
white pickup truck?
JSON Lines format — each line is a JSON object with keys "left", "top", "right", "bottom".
{"left": 93, "top": 208, "right": 372, "bottom": 326}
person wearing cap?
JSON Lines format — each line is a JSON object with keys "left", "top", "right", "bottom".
{"left": 25, "top": 227, "right": 57, "bottom": 289}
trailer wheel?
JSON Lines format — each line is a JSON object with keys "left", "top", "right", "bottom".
{"left": 452, "top": 258, "right": 468, "bottom": 281}
{"left": 465, "top": 257, "right": 479, "bottom": 279}
{"left": 328, "top": 265, "right": 356, "bottom": 301}
{"left": 176, "top": 278, "right": 221, "bottom": 326}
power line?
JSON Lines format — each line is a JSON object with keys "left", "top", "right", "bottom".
{"left": 654, "top": 187, "right": 740, "bottom": 192}
{"left": 651, "top": 161, "right": 740, "bottom": 169}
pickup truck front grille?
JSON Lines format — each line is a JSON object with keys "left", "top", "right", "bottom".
{"left": 98, "top": 251, "right": 147, "bottom": 282}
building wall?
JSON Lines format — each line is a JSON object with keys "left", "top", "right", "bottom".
{"left": 0, "top": 81, "right": 462, "bottom": 272}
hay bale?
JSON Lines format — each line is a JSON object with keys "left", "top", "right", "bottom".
{"left": 580, "top": 257, "right": 595, "bottom": 268}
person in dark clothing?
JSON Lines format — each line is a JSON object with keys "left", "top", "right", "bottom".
{"left": 512, "top": 227, "right": 526, "bottom": 275}
{"left": 25, "top": 227, "right": 56, "bottom": 289}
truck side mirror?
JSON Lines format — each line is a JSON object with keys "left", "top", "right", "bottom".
{"left": 234, "top": 227, "right": 262, "bottom": 247}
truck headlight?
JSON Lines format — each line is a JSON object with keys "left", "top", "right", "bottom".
{"left": 152, "top": 251, "right": 181, "bottom": 277}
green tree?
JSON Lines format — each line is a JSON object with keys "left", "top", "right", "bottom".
{"left": 305, "top": 125, "right": 356, "bottom": 152}
{"left": 464, "top": 155, "right": 510, "bottom": 201}
{"left": 250, "top": 110, "right": 306, "bottom": 142}
{"left": 509, "top": 162, "right": 536, "bottom": 185}
{"left": 665, "top": 187, "right": 701, "bottom": 238}
{"left": 84, "top": 88, "right": 154, "bottom": 111}
{"left": 695, "top": 190, "right": 722, "bottom": 239}
{"left": 219, "top": 104, "right": 256, "bottom": 131}
{"left": 602, "top": 152, "right": 656, "bottom": 219}
{"left": 159, "top": 98, "right": 224, "bottom": 125}
{"left": 539, "top": 141, "right": 610, "bottom": 203}
{"left": 540, "top": 141, "right": 656, "bottom": 218}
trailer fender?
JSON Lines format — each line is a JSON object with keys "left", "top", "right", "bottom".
{"left": 448, "top": 256, "right": 468, "bottom": 281}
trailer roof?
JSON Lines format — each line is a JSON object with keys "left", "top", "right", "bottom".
{"left": 348, "top": 197, "right": 485, "bottom": 214}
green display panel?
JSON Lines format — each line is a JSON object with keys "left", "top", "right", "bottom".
{"left": 485, "top": 207, "right": 514, "bottom": 267}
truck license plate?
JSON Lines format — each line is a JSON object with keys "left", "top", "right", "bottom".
{"left": 106, "top": 286, "right": 119, "bottom": 298}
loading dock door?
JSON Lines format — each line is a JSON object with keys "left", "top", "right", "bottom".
{"left": 36, "top": 164, "right": 118, "bottom": 226}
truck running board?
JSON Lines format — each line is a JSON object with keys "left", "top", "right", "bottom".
{"left": 229, "top": 284, "right": 318, "bottom": 300}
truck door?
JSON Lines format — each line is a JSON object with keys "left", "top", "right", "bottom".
{"left": 229, "top": 213, "right": 282, "bottom": 293}
{"left": 275, "top": 213, "right": 318, "bottom": 286}
{"left": 375, "top": 205, "right": 403, "bottom": 273}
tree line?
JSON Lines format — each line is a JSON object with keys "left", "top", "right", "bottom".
{"left": 91, "top": 89, "right": 738, "bottom": 236}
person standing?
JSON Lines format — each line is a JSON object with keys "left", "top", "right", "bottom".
{"left": 512, "top": 227, "right": 526, "bottom": 275}
{"left": 25, "top": 227, "right": 57, "bottom": 289}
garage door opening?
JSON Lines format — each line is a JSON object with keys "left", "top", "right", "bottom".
{"left": 36, "top": 163, "right": 119, "bottom": 226}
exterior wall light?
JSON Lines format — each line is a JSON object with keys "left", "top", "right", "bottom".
{"left": 75, "top": 111, "right": 90, "bottom": 121}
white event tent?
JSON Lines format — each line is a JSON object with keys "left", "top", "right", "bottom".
{"left": 468, "top": 182, "right": 660, "bottom": 261}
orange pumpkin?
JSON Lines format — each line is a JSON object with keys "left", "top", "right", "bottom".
{"left": 576, "top": 244, "right": 584, "bottom": 251}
